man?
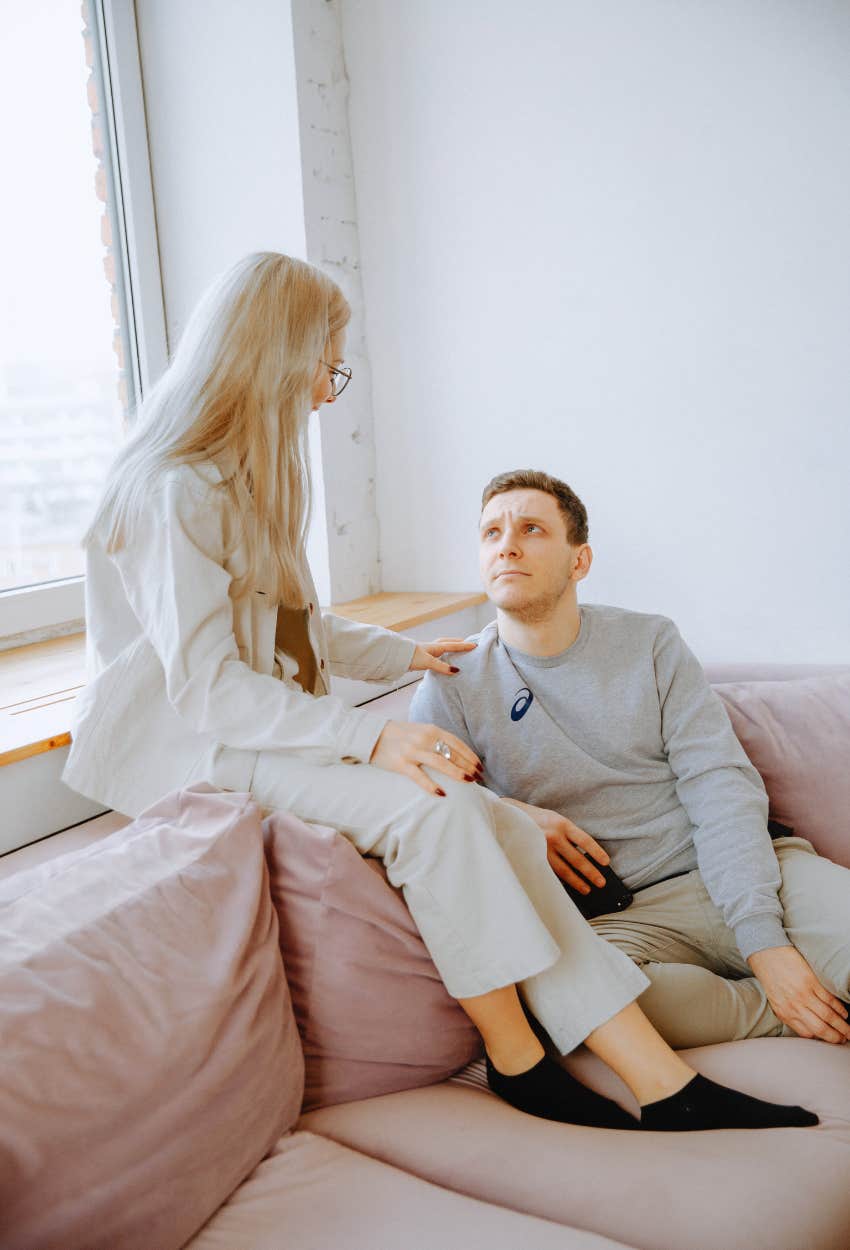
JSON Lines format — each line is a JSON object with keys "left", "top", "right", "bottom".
{"left": 409, "top": 469, "right": 850, "bottom": 1049}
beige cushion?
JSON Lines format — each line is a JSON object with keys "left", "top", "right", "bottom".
{"left": 0, "top": 785, "right": 303, "bottom": 1250}
{"left": 300, "top": 1037, "right": 850, "bottom": 1250}
{"left": 185, "top": 1129, "right": 636, "bottom": 1250}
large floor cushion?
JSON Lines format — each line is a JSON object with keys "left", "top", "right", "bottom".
{"left": 184, "top": 1129, "right": 638, "bottom": 1250}
{"left": 300, "top": 1037, "right": 850, "bottom": 1250}
{"left": 0, "top": 785, "right": 303, "bottom": 1250}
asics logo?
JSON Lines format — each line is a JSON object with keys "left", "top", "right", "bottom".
{"left": 510, "top": 687, "right": 534, "bottom": 721}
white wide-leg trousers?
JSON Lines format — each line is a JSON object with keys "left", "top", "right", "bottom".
{"left": 250, "top": 753, "right": 649, "bottom": 1055}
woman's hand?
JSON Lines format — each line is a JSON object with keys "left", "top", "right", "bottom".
{"left": 369, "top": 720, "right": 483, "bottom": 796}
{"left": 408, "top": 638, "right": 477, "bottom": 675}
{"left": 502, "top": 797, "right": 609, "bottom": 892}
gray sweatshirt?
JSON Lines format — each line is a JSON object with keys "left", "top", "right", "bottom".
{"left": 409, "top": 604, "right": 788, "bottom": 962}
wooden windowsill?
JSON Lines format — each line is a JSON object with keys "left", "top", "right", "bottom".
{"left": 330, "top": 590, "right": 486, "bottom": 633}
{"left": 0, "top": 633, "right": 85, "bottom": 767}
{"left": 0, "top": 591, "right": 485, "bottom": 767}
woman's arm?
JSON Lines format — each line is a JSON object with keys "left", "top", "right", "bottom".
{"left": 322, "top": 615, "right": 476, "bottom": 684}
{"left": 111, "top": 471, "right": 387, "bottom": 764}
{"left": 322, "top": 611, "right": 417, "bottom": 682}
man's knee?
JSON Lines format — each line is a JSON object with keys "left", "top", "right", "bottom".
{"left": 777, "top": 843, "right": 850, "bottom": 994}
{"left": 637, "top": 963, "right": 784, "bottom": 1046}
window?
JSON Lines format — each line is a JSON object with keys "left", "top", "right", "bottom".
{"left": 0, "top": 0, "right": 166, "bottom": 636}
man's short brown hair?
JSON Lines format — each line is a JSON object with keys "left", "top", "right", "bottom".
{"left": 481, "top": 469, "right": 589, "bottom": 546}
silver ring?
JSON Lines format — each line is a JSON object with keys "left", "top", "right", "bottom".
{"left": 433, "top": 739, "right": 452, "bottom": 760}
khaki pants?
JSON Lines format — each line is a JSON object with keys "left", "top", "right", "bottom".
{"left": 250, "top": 752, "right": 648, "bottom": 1054}
{"left": 590, "top": 837, "right": 850, "bottom": 1048}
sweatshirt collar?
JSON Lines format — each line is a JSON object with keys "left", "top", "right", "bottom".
{"left": 498, "top": 607, "right": 590, "bottom": 669}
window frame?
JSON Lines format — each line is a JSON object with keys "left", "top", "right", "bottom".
{"left": 0, "top": 0, "right": 167, "bottom": 643}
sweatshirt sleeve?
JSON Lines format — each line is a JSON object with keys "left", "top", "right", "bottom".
{"left": 111, "top": 474, "right": 388, "bottom": 765}
{"left": 322, "top": 612, "right": 417, "bottom": 682}
{"left": 408, "top": 666, "right": 476, "bottom": 751}
{"left": 654, "top": 619, "right": 789, "bottom": 961}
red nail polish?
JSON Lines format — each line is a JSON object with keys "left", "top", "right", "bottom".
{"left": 449, "top": 666, "right": 460, "bottom": 673}
{"left": 436, "top": 788, "right": 446, "bottom": 797}
{"left": 465, "top": 773, "right": 474, "bottom": 782}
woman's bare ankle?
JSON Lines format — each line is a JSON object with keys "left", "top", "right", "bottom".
{"left": 485, "top": 1037, "right": 546, "bottom": 1076}
{"left": 633, "top": 1060, "right": 696, "bottom": 1106}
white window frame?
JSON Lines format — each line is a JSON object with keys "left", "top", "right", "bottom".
{"left": 0, "top": 0, "right": 167, "bottom": 645}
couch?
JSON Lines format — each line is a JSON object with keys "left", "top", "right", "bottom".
{"left": 1, "top": 663, "right": 848, "bottom": 1250}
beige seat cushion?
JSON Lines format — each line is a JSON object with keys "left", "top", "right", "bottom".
{"left": 185, "top": 1129, "right": 637, "bottom": 1250}
{"left": 300, "top": 1037, "right": 850, "bottom": 1250}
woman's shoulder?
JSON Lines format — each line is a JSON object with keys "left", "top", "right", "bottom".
{"left": 142, "top": 460, "right": 231, "bottom": 523}
{"left": 133, "top": 460, "right": 231, "bottom": 547}
{"left": 157, "top": 457, "right": 225, "bottom": 495}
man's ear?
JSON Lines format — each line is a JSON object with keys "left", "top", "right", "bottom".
{"left": 570, "top": 544, "right": 593, "bottom": 582}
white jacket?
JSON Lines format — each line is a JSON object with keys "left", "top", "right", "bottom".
{"left": 63, "top": 461, "right": 417, "bottom": 817}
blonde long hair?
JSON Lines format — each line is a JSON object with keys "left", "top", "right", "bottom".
{"left": 86, "top": 252, "right": 350, "bottom": 606}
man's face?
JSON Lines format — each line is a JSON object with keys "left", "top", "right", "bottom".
{"left": 479, "top": 488, "right": 580, "bottom": 620}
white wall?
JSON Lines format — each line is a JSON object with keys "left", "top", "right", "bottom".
{"left": 135, "top": 0, "right": 307, "bottom": 343}
{"left": 290, "top": 0, "right": 382, "bottom": 602}
{"left": 134, "top": 0, "right": 388, "bottom": 605}
{"left": 340, "top": 0, "right": 850, "bottom": 663}
{"left": 134, "top": 0, "right": 339, "bottom": 599}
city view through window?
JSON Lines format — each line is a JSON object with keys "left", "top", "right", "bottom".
{"left": 1, "top": 3, "right": 132, "bottom": 593}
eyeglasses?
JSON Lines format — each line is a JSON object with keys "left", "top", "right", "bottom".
{"left": 322, "top": 361, "right": 352, "bottom": 398}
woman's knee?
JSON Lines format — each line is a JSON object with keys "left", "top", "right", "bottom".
{"left": 385, "top": 776, "right": 496, "bottom": 864}
{"left": 417, "top": 773, "right": 495, "bottom": 826}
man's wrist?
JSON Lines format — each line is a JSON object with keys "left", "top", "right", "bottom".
{"left": 735, "top": 915, "right": 790, "bottom": 964}
{"left": 746, "top": 944, "right": 794, "bottom": 971}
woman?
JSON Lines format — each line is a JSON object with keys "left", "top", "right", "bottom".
{"left": 65, "top": 252, "right": 816, "bottom": 1132}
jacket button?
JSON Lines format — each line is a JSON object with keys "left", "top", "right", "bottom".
{"left": 320, "top": 659, "right": 325, "bottom": 670}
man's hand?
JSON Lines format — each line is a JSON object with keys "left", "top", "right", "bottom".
{"left": 747, "top": 946, "right": 850, "bottom": 1044}
{"left": 408, "top": 638, "right": 477, "bottom": 675}
{"left": 502, "top": 798, "right": 608, "bottom": 892}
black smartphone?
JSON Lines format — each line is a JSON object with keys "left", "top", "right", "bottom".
{"left": 562, "top": 860, "right": 634, "bottom": 920}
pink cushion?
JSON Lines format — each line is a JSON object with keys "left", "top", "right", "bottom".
{"left": 0, "top": 785, "right": 303, "bottom": 1250}
{"left": 714, "top": 673, "right": 850, "bottom": 869}
{"left": 263, "top": 811, "right": 482, "bottom": 1112}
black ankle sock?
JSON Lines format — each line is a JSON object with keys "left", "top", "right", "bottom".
{"left": 640, "top": 1072, "right": 819, "bottom": 1132}
{"left": 486, "top": 1054, "right": 638, "bottom": 1130}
